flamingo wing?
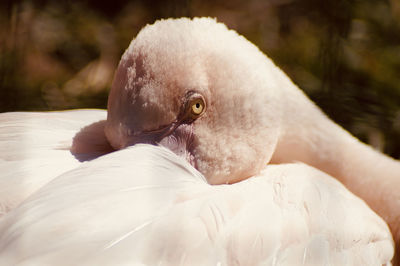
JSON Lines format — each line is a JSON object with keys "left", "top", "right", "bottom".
{"left": 0, "top": 145, "right": 393, "bottom": 265}
{"left": 0, "top": 110, "right": 108, "bottom": 215}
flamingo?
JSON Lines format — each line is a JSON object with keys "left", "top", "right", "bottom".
{"left": 0, "top": 17, "right": 399, "bottom": 264}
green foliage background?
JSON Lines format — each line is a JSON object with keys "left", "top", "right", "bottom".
{"left": 1, "top": 0, "right": 399, "bottom": 158}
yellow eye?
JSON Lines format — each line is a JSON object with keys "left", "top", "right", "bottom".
{"left": 191, "top": 99, "right": 204, "bottom": 116}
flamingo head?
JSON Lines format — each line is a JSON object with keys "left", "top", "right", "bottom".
{"left": 105, "top": 18, "right": 284, "bottom": 184}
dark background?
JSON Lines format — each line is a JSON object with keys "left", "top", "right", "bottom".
{"left": 1, "top": 0, "right": 399, "bottom": 158}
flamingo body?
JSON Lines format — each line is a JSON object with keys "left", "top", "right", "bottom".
{"left": 0, "top": 143, "right": 393, "bottom": 265}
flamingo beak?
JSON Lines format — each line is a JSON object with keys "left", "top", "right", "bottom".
{"left": 125, "top": 121, "right": 196, "bottom": 167}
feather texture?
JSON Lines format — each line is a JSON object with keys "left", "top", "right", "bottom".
{"left": 0, "top": 110, "right": 108, "bottom": 215}
{"left": 0, "top": 143, "right": 393, "bottom": 265}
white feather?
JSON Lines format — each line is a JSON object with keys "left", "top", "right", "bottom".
{"left": 0, "top": 110, "right": 107, "bottom": 215}
{"left": 0, "top": 143, "right": 393, "bottom": 265}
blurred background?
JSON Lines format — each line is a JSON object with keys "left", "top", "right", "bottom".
{"left": 1, "top": 0, "right": 399, "bottom": 158}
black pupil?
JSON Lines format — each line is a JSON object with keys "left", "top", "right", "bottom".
{"left": 195, "top": 103, "right": 200, "bottom": 108}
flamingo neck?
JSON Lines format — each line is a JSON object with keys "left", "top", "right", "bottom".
{"left": 270, "top": 84, "right": 400, "bottom": 250}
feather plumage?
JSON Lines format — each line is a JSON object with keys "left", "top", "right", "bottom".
{"left": 0, "top": 144, "right": 393, "bottom": 265}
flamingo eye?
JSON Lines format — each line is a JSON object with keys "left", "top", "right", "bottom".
{"left": 190, "top": 98, "right": 205, "bottom": 116}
